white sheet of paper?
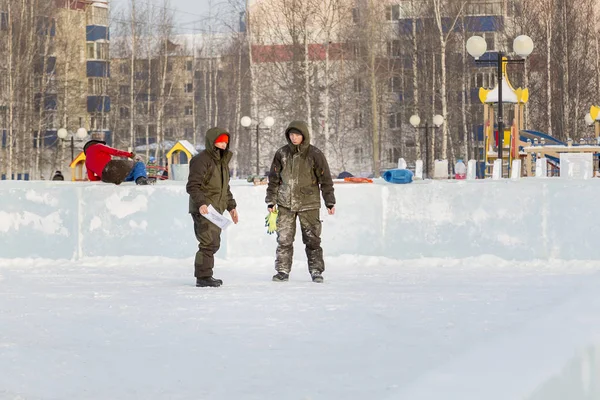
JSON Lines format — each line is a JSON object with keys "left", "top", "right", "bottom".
{"left": 202, "top": 205, "right": 232, "bottom": 230}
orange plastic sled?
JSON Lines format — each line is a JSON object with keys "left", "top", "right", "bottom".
{"left": 343, "top": 177, "right": 373, "bottom": 183}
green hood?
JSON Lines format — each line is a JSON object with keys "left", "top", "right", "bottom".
{"left": 205, "top": 127, "right": 230, "bottom": 160}
{"left": 285, "top": 121, "right": 310, "bottom": 153}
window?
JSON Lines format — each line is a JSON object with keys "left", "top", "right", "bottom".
{"left": 466, "top": 2, "right": 502, "bottom": 16}
{"left": 354, "top": 112, "right": 364, "bottom": 128}
{"left": 96, "top": 42, "right": 109, "bottom": 59}
{"left": 119, "top": 85, "right": 130, "bottom": 96}
{"left": 90, "top": 113, "right": 108, "bottom": 130}
{"left": 86, "top": 42, "right": 109, "bottom": 60}
{"left": 389, "top": 112, "right": 401, "bottom": 129}
{"left": 353, "top": 78, "right": 363, "bottom": 93}
{"left": 387, "top": 40, "right": 401, "bottom": 58}
{"left": 484, "top": 32, "right": 495, "bottom": 51}
{"left": 120, "top": 107, "right": 130, "bottom": 118}
{"left": 87, "top": 78, "right": 108, "bottom": 94}
{"left": 186, "top": 60, "right": 193, "bottom": 71}
{"left": 474, "top": 72, "right": 495, "bottom": 89}
{"left": 184, "top": 83, "right": 193, "bottom": 93}
{"left": 346, "top": 42, "right": 360, "bottom": 58}
{"left": 352, "top": 8, "right": 360, "bottom": 23}
{"left": 1, "top": 11, "right": 8, "bottom": 31}
{"left": 0, "top": 73, "right": 7, "bottom": 93}
{"left": 386, "top": 4, "right": 400, "bottom": 21}
{"left": 119, "top": 63, "right": 130, "bottom": 75}
{"left": 509, "top": 0, "right": 522, "bottom": 17}
{"left": 87, "top": 5, "right": 108, "bottom": 26}
{"left": 389, "top": 76, "right": 401, "bottom": 93}
{"left": 136, "top": 103, "right": 147, "bottom": 115}
{"left": 388, "top": 147, "right": 401, "bottom": 164}
{"left": 184, "top": 127, "right": 194, "bottom": 137}
{"left": 86, "top": 43, "right": 95, "bottom": 59}
{"left": 185, "top": 106, "right": 193, "bottom": 116}
{"left": 45, "top": 111, "right": 57, "bottom": 130}
{"left": 36, "top": 16, "right": 55, "bottom": 36}
{"left": 164, "top": 127, "right": 174, "bottom": 137}
{"left": 135, "top": 71, "right": 148, "bottom": 80}
{"left": 354, "top": 147, "right": 364, "bottom": 162}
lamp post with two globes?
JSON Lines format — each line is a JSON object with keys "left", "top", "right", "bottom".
{"left": 240, "top": 115, "right": 275, "bottom": 175}
{"left": 409, "top": 114, "right": 444, "bottom": 179}
{"left": 57, "top": 127, "right": 88, "bottom": 162}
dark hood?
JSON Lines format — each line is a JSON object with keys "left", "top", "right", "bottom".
{"left": 83, "top": 139, "right": 106, "bottom": 155}
{"left": 285, "top": 121, "right": 310, "bottom": 153}
{"left": 205, "top": 127, "right": 231, "bottom": 161}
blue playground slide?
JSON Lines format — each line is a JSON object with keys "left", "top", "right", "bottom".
{"left": 519, "top": 129, "right": 565, "bottom": 146}
{"left": 519, "top": 129, "right": 563, "bottom": 166}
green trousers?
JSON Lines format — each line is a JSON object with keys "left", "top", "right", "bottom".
{"left": 191, "top": 213, "right": 222, "bottom": 278}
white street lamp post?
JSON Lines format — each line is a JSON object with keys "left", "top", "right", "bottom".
{"left": 410, "top": 114, "right": 444, "bottom": 179}
{"left": 57, "top": 127, "right": 88, "bottom": 162}
{"left": 241, "top": 115, "right": 274, "bottom": 175}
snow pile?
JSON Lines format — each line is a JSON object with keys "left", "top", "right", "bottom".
{"left": 1, "top": 179, "right": 600, "bottom": 260}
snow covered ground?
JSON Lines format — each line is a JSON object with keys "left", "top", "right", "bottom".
{"left": 2, "top": 179, "right": 600, "bottom": 399}
{"left": 1, "top": 255, "right": 600, "bottom": 399}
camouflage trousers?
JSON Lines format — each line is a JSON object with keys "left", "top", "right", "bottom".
{"left": 275, "top": 206, "right": 324, "bottom": 274}
{"left": 191, "top": 213, "right": 222, "bottom": 278}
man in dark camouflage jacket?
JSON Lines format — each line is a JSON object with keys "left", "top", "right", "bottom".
{"left": 187, "top": 127, "right": 239, "bottom": 287}
{"left": 266, "top": 121, "right": 336, "bottom": 283}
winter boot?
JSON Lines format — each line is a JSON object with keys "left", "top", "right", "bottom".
{"left": 311, "top": 271, "right": 324, "bottom": 283}
{"left": 272, "top": 272, "right": 289, "bottom": 282}
{"left": 136, "top": 176, "right": 149, "bottom": 185}
{"left": 196, "top": 277, "right": 223, "bottom": 287}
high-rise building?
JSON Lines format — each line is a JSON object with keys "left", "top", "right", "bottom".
{"left": 56, "top": 0, "right": 111, "bottom": 143}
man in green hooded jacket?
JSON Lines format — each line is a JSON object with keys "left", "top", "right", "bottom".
{"left": 266, "top": 121, "right": 336, "bottom": 283}
{"left": 187, "top": 127, "right": 239, "bottom": 287}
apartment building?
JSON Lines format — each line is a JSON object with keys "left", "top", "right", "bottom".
{"left": 109, "top": 33, "right": 233, "bottom": 157}
{"left": 0, "top": 0, "right": 111, "bottom": 180}
{"left": 246, "top": 0, "right": 518, "bottom": 175}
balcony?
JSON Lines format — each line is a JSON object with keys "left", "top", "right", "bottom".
{"left": 87, "top": 61, "right": 110, "bottom": 78}
{"left": 466, "top": 2, "right": 503, "bottom": 16}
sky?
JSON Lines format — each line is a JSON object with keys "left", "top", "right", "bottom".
{"left": 111, "top": 0, "right": 211, "bottom": 17}
{"left": 109, "top": 0, "right": 240, "bottom": 34}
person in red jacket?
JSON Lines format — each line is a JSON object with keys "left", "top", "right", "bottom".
{"left": 84, "top": 140, "right": 149, "bottom": 185}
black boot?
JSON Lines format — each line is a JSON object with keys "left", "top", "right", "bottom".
{"left": 310, "top": 271, "right": 324, "bottom": 283}
{"left": 196, "top": 277, "right": 223, "bottom": 287}
{"left": 272, "top": 272, "right": 289, "bottom": 282}
{"left": 136, "top": 176, "right": 149, "bottom": 185}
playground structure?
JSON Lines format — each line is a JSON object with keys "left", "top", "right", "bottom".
{"left": 165, "top": 140, "right": 198, "bottom": 180}
{"left": 69, "top": 152, "right": 87, "bottom": 181}
{"left": 479, "top": 57, "right": 528, "bottom": 178}
{"left": 480, "top": 60, "right": 600, "bottom": 178}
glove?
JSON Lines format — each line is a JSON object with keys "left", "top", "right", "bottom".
{"left": 265, "top": 206, "right": 278, "bottom": 235}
